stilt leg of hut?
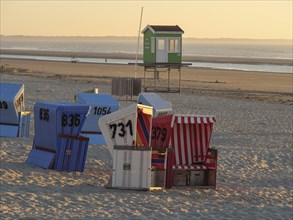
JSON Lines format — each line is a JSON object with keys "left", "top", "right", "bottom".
{"left": 155, "top": 67, "right": 157, "bottom": 92}
{"left": 144, "top": 67, "right": 146, "bottom": 91}
{"left": 179, "top": 68, "right": 181, "bottom": 93}
{"left": 168, "top": 67, "right": 170, "bottom": 91}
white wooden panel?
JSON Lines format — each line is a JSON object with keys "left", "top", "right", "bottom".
{"left": 112, "top": 147, "right": 151, "bottom": 189}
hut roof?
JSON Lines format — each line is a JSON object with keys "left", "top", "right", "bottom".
{"left": 142, "top": 25, "right": 184, "bottom": 34}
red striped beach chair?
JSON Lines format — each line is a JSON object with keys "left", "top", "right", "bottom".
{"left": 151, "top": 114, "right": 218, "bottom": 188}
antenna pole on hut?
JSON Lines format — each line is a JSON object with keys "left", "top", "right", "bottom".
{"left": 135, "top": 7, "right": 143, "bottom": 78}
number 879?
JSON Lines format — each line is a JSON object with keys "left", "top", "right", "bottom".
{"left": 152, "top": 126, "right": 167, "bottom": 142}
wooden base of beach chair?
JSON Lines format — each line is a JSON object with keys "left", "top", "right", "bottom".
{"left": 151, "top": 169, "right": 166, "bottom": 187}
{"left": 172, "top": 169, "right": 217, "bottom": 188}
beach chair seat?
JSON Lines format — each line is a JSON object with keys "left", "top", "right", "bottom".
{"left": 172, "top": 147, "right": 218, "bottom": 170}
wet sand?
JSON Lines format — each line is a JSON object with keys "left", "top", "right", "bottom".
{"left": 1, "top": 57, "right": 292, "bottom": 105}
{"left": 1, "top": 48, "right": 292, "bottom": 65}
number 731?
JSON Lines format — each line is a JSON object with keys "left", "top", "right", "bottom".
{"left": 109, "top": 120, "right": 133, "bottom": 139}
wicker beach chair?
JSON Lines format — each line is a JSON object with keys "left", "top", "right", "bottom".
{"left": 151, "top": 114, "right": 218, "bottom": 188}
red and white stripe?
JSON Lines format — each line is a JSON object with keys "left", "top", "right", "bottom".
{"left": 205, "top": 149, "right": 218, "bottom": 169}
{"left": 171, "top": 115, "right": 216, "bottom": 126}
{"left": 171, "top": 115, "right": 216, "bottom": 166}
{"left": 172, "top": 164, "right": 207, "bottom": 170}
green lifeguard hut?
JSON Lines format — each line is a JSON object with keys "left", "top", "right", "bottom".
{"left": 139, "top": 25, "right": 190, "bottom": 93}
{"left": 142, "top": 25, "right": 184, "bottom": 64}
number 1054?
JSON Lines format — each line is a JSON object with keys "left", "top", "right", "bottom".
{"left": 93, "top": 107, "right": 111, "bottom": 115}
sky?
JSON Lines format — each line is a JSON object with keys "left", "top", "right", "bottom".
{"left": 1, "top": 0, "right": 292, "bottom": 39}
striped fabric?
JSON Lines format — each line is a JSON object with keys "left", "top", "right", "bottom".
{"left": 205, "top": 148, "right": 218, "bottom": 169}
{"left": 171, "top": 115, "right": 216, "bottom": 126}
{"left": 151, "top": 114, "right": 217, "bottom": 188}
{"left": 136, "top": 108, "right": 152, "bottom": 146}
{"left": 172, "top": 164, "right": 207, "bottom": 170}
{"left": 171, "top": 115, "right": 216, "bottom": 167}
{"left": 151, "top": 151, "right": 166, "bottom": 169}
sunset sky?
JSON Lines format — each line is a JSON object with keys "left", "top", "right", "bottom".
{"left": 1, "top": 0, "right": 292, "bottom": 39}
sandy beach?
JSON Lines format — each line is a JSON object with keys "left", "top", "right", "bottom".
{"left": 1, "top": 56, "right": 292, "bottom": 104}
{"left": 0, "top": 55, "right": 292, "bottom": 219}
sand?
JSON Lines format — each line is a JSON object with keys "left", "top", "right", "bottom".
{"left": 1, "top": 58, "right": 292, "bottom": 104}
{"left": 0, "top": 56, "right": 292, "bottom": 219}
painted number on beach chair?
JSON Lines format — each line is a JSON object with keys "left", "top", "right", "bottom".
{"left": 152, "top": 126, "right": 167, "bottom": 142}
{"left": 0, "top": 101, "right": 8, "bottom": 110}
{"left": 61, "top": 114, "right": 81, "bottom": 127}
{"left": 93, "top": 107, "right": 111, "bottom": 115}
{"left": 109, "top": 119, "right": 133, "bottom": 139}
{"left": 39, "top": 108, "right": 50, "bottom": 121}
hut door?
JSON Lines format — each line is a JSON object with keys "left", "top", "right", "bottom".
{"left": 156, "top": 38, "right": 167, "bottom": 63}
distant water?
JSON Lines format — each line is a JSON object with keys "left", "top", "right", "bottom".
{"left": 1, "top": 54, "right": 292, "bottom": 74}
{"left": 1, "top": 36, "right": 292, "bottom": 73}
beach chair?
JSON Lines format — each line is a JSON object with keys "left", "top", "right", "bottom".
{"left": 0, "top": 83, "right": 31, "bottom": 137}
{"left": 26, "top": 102, "right": 90, "bottom": 171}
{"left": 150, "top": 114, "right": 174, "bottom": 188}
{"left": 151, "top": 114, "right": 218, "bottom": 188}
{"left": 75, "top": 93, "right": 120, "bottom": 144}
{"left": 99, "top": 104, "right": 154, "bottom": 190}
{"left": 99, "top": 103, "right": 153, "bottom": 157}
{"left": 137, "top": 93, "right": 173, "bottom": 117}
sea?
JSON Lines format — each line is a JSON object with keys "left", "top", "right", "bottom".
{"left": 1, "top": 36, "right": 292, "bottom": 73}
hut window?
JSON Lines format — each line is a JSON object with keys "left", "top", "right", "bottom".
{"left": 168, "top": 38, "right": 179, "bottom": 52}
{"left": 151, "top": 37, "right": 155, "bottom": 53}
{"left": 158, "top": 39, "right": 165, "bottom": 51}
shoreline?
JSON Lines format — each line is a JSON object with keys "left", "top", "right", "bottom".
{"left": 1, "top": 48, "right": 292, "bottom": 65}
{"left": 1, "top": 58, "right": 292, "bottom": 105}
